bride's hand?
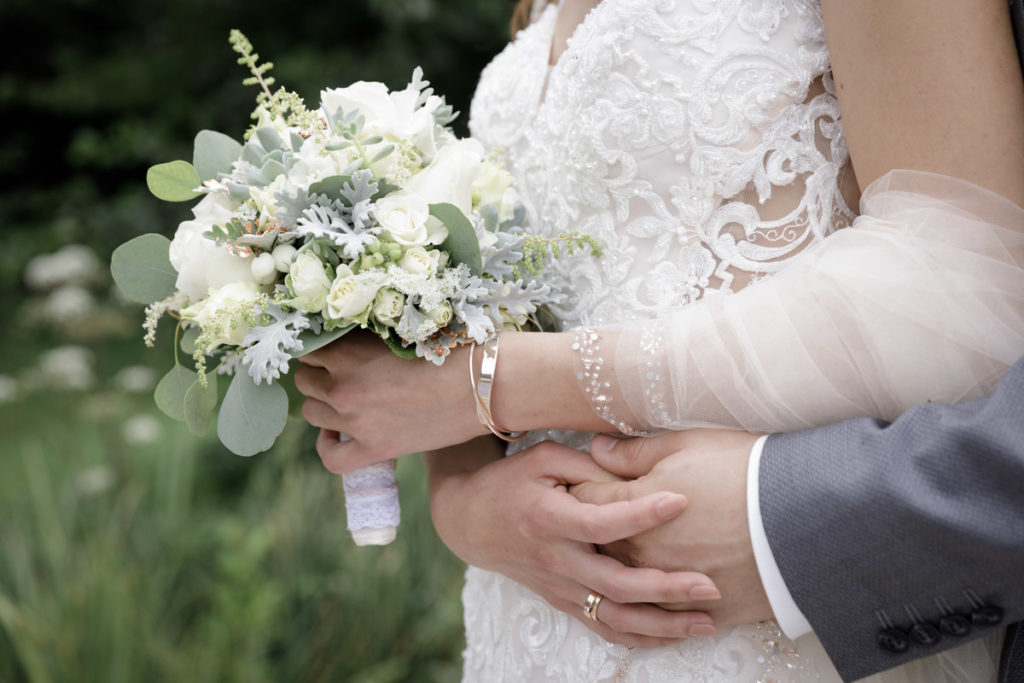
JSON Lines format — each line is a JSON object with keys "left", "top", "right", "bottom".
{"left": 295, "top": 330, "right": 488, "bottom": 474}
{"left": 572, "top": 430, "right": 775, "bottom": 627}
{"left": 426, "top": 437, "right": 722, "bottom": 648}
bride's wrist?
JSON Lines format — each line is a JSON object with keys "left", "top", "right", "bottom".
{"left": 487, "top": 330, "right": 616, "bottom": 434}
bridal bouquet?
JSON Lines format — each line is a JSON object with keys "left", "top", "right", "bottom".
{"left": 111, "top": 31, "right": 595, "bottom": 545}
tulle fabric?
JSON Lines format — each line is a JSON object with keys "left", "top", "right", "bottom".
{"left": 564, "top": 169, "right": 1024, "bottom": 682}
{"left": 585, "top": 170, "right": 1024, "bottom": 434}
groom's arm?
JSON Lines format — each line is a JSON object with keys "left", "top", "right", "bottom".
{"left": 759, "top": 357, "right": 1024, "bottom": 681}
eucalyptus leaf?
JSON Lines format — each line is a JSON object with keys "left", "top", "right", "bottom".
{"left": 292, "top": 325, "right": 355, "bottom": 358}
{"left": 110, "top": 233, "right": 178, "bottom": 304}
{"left": 180, "top": 326, "right": 200, "bottom": 355}
{"left": 184, "top": 374, "right": 219, "bottom": 436}
{"left": 432, "top": 203, "right": 482, "bottom": 275}
{"left": 154, "top": 365, "right": 198, "bottom": 422}
{"left": 217, "top": 370, "right": 289, "bottom": 457}
{"left": 193, "top": 130, "right": 242, "bottom": 181}
{"left": 146, "top": 160, "right": 201, "bottom": 202}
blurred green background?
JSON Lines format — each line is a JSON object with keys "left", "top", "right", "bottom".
{"left": 0, "top": 1, "right": 515, "bottom": 681}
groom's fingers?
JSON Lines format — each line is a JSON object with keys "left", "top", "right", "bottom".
{"left": 589, "top": 432, "right": 692, "bottom": 478}
{"left": 539, "top": 488, "right": 686, "bottom": 545}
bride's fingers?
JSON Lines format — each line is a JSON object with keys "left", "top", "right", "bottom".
{"left": 301, "top": 397, "right": 340, "bottom": 430}
{"left": 570, "top": 551, "right": 719, "bottom": 605}
{"left": 293, "top": 363, "right": 334, "bottom": 402}
{"left": 540, "top": 488, "right": 687, "bottom": 545}
{"left": 588, "top": 597, "right": 717, "bottom": 640}
{"left": 315, "top": 429, "right": 357, "bottom": 474}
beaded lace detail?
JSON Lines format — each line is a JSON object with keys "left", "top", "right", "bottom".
{"left": 463, "top": 0, "right": 856, "bottom": 680}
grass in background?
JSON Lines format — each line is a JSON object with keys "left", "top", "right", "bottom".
{"left": 0, "top": 385, "right": 467, "bottom": 683}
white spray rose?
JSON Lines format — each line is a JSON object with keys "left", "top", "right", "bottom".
{"left": 374, "top": 190, "right": 445, "bottom": 247}
{"left": 372, "top": 287, "right": 406, "bottom": 324}
{"left": 285, "top": 252, "right": 332, "bottom": 314}
{"left": 180, "top": 281, "right": 263, "bottom": 349}
{"left": 398, "top": 246, "right": 442, "bottom": 276}
{"left": 326, "top": 265, "right": 384, "bottom": 323}
{"left": 168, "top": 193, "right": 255, "bottom": 301}
{"left": 425, "top": 301, "right": 453, "bottom": 327}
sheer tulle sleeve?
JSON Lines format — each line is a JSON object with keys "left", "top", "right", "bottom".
{"left": 574, "top": 170, "right": 1024, "bottom": 434}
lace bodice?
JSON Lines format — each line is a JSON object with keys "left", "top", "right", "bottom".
{"left": 462, "top": 1, "right": 860, "bottom": 680}
{"left": 469, "top": 0, "right": 855, "bottom": 331}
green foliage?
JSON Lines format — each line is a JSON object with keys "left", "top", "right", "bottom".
{"left": 193, "top": 130, "right": 243, "bottom": 182}
{"left": 147, "top": 160, "right": 202, "bottom": 202}
{"left": 229, "top": 29, "right": 277, "bottom": 100}
{"left": 432, "top": 202, "right": 483, "bottom": 275}
{"left": 110, "top": 234, "right": 178, "bottom": 304}
{"left": 185, "top": 373, "right": 219, "bottom": 436}
{"left": 217, "top": 369, "right": 289, "bottom": 456}
{"left": 155, "top": 364, "right": 200, "bottom": 421}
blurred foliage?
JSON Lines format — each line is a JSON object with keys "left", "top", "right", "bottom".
{"left": 0, "top": 0, "right": 514, "bottom": 317}
{"left": 0, "top": 0, "right": 518, "bottom": 680}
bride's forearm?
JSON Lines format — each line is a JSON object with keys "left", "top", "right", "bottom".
{"left": 487, "top": 330, "right": 617, "bottom": 434}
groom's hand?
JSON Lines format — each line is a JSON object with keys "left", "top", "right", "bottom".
{"left": 572, "top": 429, "right": 775, "bottom": 626}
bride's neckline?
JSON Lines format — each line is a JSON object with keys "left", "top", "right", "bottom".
{"left": 547, "top": 0, "right": 604, "bottom": 68}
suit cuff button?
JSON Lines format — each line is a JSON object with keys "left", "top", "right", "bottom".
{"left": 939, "top": 614, "right": 972, "bottom": 637}
{"left": 877, "top": 628, "right": 910, "bottom": 653}
{"left": 909, "top": 623, "right": 941, "bottom": 646}
{"left": 971, "top": 605, "right": 1004, "bottom": 626}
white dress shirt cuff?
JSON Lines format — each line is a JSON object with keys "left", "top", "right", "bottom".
{"left": 746, "top": 434, "right": 813, "bottom": 640}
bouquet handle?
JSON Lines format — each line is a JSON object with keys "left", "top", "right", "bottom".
{"left": 342, "top": 460, "right": 400, "bottom": 546}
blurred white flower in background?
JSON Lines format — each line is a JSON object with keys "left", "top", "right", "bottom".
{"left": 75, "top": 465, "right": 116, "bottom": 497}
{"left": 0, "top": 375, "right": 17, "bottom": 404}
{"left": 34, "top": 345, "right": 96, "bottom": 390}
{"left": 122, "top": 414, "right": 162, "bottom": 445}
{"left": 42, "top": 284, "right": 96, "bottom": 325}
{"left": 24, "top": 244, "right": 102, "bottom": 292}
{"left": 112, "top": 365, "right": 158, "bottom": 393}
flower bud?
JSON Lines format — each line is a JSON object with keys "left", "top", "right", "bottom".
{"left": 250, "top": 252, "right": 278, "bottom": 285}
{"left": 272, "top": 244, "right": 297, "bottom": 272}
{"left": 372, "top": 287, "right": 405, "bottom": 324}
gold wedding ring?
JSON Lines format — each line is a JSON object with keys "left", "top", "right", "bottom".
{"left": 583, "top": 591, "right": 604, "bottom": 622}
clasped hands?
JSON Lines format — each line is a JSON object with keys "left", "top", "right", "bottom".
{"left": 426, "top": 427, "right": 778, "bottom": 648}
{"left": 295, "top": 334, "right": 774, "bottom": 646}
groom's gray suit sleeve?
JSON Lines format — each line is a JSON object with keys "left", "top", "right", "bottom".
{"left": 758, "top": 356, "right": 1024, "bottom": 683}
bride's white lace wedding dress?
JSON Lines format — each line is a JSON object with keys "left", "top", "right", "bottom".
{"left": 461, "top": 0, "right": 1024, "bottom": 680}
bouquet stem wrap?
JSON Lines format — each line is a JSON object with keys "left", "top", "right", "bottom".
{"left": 342, "top": 460, "right": 400, "bottom": 546}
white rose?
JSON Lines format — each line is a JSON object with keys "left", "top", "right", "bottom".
{"left": 406, "top": 138, "right": 485, "bottom": 216}
{"left": 168, "top": 214, "right": 255, "bottom": 301}
{"left": 399, "top": 246, "right": 441, "bottom": 276}
{"left": 372, "top": 287, "right": 406, "bottom": 324}
{"left": 320, "top": 79, "right": 440, "bottom": 153}
{"left": 374, "top": 190, "right": 443, "bottom": 247}
{"left": 425, "top": 301, "right": 453, "bottom": 327}
{"left": 180, "top": 281, "right": 263, "bottom": 349}
{"left": 326, "top": 266, "right": 384, "bottom": 323}
{"left": 286, "top": 252, "right": 333, "bottom": 313}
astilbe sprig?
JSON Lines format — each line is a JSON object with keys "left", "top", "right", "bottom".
{"left": 230, "top": 29, "right": 319, "bottom": 136}
{"left": 516, "top": 232, "right": 602, "bottom": 278}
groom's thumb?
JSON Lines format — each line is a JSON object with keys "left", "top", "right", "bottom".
{"left": 589, "top": 432, "right": 683, "bottom": 478}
